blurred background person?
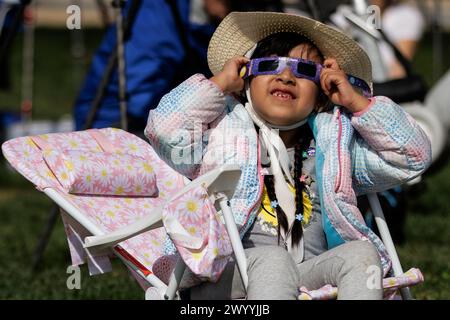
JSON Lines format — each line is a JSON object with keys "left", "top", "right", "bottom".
{"left": 371, "top": 0, "right": 426, "bottom": 79}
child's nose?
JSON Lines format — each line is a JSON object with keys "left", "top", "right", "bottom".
{"left": 276, "top": 67, "right": 296, "bottom": 85}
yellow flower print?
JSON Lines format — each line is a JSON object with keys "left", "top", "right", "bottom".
{"left": 43, "top": 148, "right": 53, "bottom": 157}
{"left": 186, "top": 200, "right": 198, "bottom": 212}
{"left": 128, "top": 143, "right": 138, "bottom": 152}
{"left": 69, "top": 140, "right": 78, "bottom": 148}
{"left": 258, "top": 184, "right": 313, "bottom": 227}
{"left": 64, "top": 160, "right": 74, "bottom": 171}
{"left": 46, "top": 170, "right": 56, "bottom": 179}
{"left": 60, "top": 171, "right": 69, "bottom": 181}
{"left": 106, "top": 210, "right": 116, "bottom": 218}
{"left": 115, "top": 186, "right": 124, "bottom": 195}
{"left": 191, "top": 250, "right": 205, "bottom": 261}
{"left": 142, "top": 162, "right": 153, "bottom": 173}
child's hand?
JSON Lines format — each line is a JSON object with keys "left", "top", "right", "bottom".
{"left": 210, "top": 56, "right": 249, "bottom": 94}
{"left": 320, "top": 58, "right": 370, "bottom": 113}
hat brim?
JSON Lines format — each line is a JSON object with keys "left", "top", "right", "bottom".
{"left": 208, "top": 11, "right": 372, "bottom": 88}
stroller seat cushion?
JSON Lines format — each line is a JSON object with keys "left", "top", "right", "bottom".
{"left": 43, "top": 149, "right": 159, "bottom": 197}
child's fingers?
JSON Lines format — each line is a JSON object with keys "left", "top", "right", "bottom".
{"left": 320, "top": 68, "right": 338, "bottom": 94}
{"left": 321, "top": 70, "right": 346, "bottom": 95}
{"left": 231, "top": 56, "right": 250, "bottom": 67}
{"left": 223, "top": 56, "right": 249, "bottom": 72}
{"left": 323, "top": 58, "right": 341, "bottom": 71}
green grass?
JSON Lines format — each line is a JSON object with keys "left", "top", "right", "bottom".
{"left": 0, "top": 28, "right": 103, "bottom": 120}
{"left": 0, "top": 29, "right": 449, "bottom": 299}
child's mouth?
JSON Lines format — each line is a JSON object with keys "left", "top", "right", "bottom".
{"left": 271, "top": 90, "right": 295, "bottom": 101}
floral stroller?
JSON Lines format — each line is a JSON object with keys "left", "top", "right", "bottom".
{"left": 2, "top": 128, "right": 424, "bottom": 300}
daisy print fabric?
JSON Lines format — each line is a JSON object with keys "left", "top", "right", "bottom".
{"left": 162, "top": 185, "right": 232, "bottom": 282}
{"left": 43, "top": 150, "right": 159, "bottom": 197}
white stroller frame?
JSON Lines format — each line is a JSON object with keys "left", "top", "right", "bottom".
{"left": 45, "top": 164, "right": 247, "bottom": 300}
{"left": 45, "top": 161, "right": 413, "bottom": 300}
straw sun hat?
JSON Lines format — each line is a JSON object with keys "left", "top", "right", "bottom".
{"left": 207, "top": 11, "right": 373, "bottom": 89}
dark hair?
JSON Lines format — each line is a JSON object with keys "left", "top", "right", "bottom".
{"left": 249, "top": 32, "right": 330, "bottom": 112}
{"left": 251, "top": 32, "right": 322, "bottom": 60}
{"left": 260, "top": 124, "right": 313, "bottom": 248}
{"left": 252, "top": 33, "right": 322, "bottom": 247}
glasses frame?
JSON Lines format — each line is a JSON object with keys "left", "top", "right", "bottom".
{"left": 240, "top": 57, "right": 372, "bottom": 98}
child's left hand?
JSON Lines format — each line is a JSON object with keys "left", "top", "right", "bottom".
{"left": 320, "top": 58, "right": 370, "bottom": 113}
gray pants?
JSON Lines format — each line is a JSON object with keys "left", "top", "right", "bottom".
{"left": 188, "top": 240, "right": 383, "bottom": 300}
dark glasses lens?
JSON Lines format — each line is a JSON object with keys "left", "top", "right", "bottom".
{"left": 257, "top": 59, "right": 279, "bottom": 72}
{"left": 296, "top": 62, "right": 317, "bottom": 78}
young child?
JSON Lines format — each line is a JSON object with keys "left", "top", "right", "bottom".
{"left": 145, "top": 12, "right": 431, "bottom": 300}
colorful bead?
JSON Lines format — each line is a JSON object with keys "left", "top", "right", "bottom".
{"left": 306, "top": 147, "right": 316, "bottom": 157}
{"left": 296, "top": 213, "right": 304, "bottom": 222}
{"left": 270, "top": 200, "right": 278, "bottom": 209}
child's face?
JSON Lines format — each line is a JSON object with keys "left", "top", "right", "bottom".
{"left": 249, "top": 43, "right": 322, "bottom": 127}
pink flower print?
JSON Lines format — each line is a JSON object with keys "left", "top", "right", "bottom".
{"left": 121, "top": 205, "right": 145, "bottom": 225}
{"left": 53, "top": 164, "right": 72, "bottom": 190}
{"left": 110, "top": 174, "right": 133, "bottom": 196}
{"left": 99, "top": 204, "right": 123, "bottom": 228}
{"left": 21, "top": 141, "right": 36, "bottom": 160}
{"left": 137, "top": 161, "right": 154, "bottom": 176}
{"left": 72, "top": 171, "right": 95, "bottom": 194}
{"left": 73, "top": 152, "right": 94, "bottom": 171}
{"left": 126, "top": 142, "right": 139, "bottom": 155}
{"left": 67, "top": 138, "right": 80, "bottom": 149}
{"left": 124, "top": 162, "right": 136, "bottom": 175}
{"left": 94, "top": 163, "right": 112, "bottom": 190}
{"left": 133, "top": 174, "right": 151, "bottom": 195}
{"left": 174, "top": 193, "right": 204, "bottom": 225}
{"left": 163, "top": 179, "right": 175, "bottom": 190}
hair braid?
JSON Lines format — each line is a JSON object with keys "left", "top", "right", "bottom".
{"left": 263, "top": 125, "right": 313, "bottom": 247}
{"left": 264, "top": 174, "right": 288, "bottom": 245}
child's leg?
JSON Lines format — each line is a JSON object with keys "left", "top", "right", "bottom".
{"left": 296, "top": 240, "right": 383, "bottom": 300}
{"left": 189, "top": 246, "right": 300, "bottom": 300}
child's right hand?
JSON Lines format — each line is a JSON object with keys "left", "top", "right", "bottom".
{"left": 210, "top": 56, "right": 249, "bottom": 94}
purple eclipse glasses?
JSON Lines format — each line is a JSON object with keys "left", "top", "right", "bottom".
{"left": 239, "top": 57, "right": 372, "bottom": 98}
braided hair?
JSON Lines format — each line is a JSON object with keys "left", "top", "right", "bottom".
{"left": 263, "top": 124, "right": 313, "bottom": 247}
{"left": 249, "top": 32, "right": 323, "bottom": 246}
